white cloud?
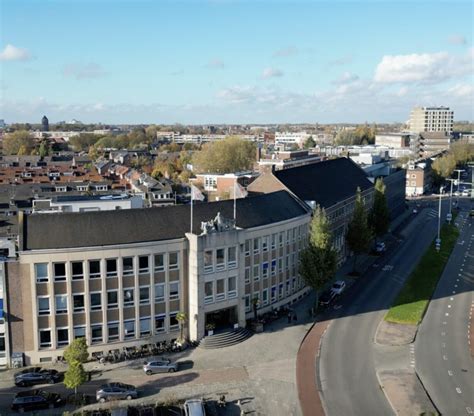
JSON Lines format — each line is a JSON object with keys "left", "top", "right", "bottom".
{"left": 374, "top": 50, "right": 473, "bottom": 84}
{"left": 0, "top": 44, "right": 31, "bottom": 61}
{"left": 448, "top": 34, "right": 467, "bottom": 45}
{"left": 273, "top": 46, "right": 298, "bottom": 58}
{"left": 262, "top": 67, "right": 284, "bottom": 79}
{"left": 396, "top": 87, "right": 409, "bottom": 97}
{"left": 207, "top": 58, "right": 225, "bottom": 69}
{"left": 447, "top": 83, "right": 474, "bottom": 97}
{"left": 63, "top": 63, "right": 107, "bottom": 80}
{"left": 333, "top": 72, "right": 359, "bottom": 85}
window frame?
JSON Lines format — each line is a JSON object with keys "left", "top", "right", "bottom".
{"left": 38, "top": 296, "right": 50, "bottom": 316}
{"left": 90, "top": 292, "right": 102, "bottom": 311}
{"left": 55, "top": 294, "right": 68, "bottom": 315}
{"left": 169, "top": 281, "right": 180, "bottom": 301}
{"left": 35, "top": 263, "right": 49, "bottom": 283}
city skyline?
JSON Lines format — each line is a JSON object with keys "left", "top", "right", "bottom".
{"left": 1, "top": 0, "right": 473, "bottom": 124}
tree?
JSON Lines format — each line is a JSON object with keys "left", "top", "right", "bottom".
{"left": 38, "top": 142, "right": 50, "bottom": 158}
{"left": 303, "top": 136, "right": 316, "bottom": 149}
{"left": 369, "top": 178, "right": 390, "bottom": 242}
{"left": 346, "top": 188, "right": 372, "bottom": 273}
{"left": 69, "top": 134, "right": 101, "bottom": 152}
{"left": 176, "top": 312, "right": 187, "bottom": 342}
{"left": 64, "top": 360, "right": 87, "bottom": 397}
{"left": 192, "top": 136, "right": 256, "bottom": 173}
{"left": 64, "top": 338, "right": 89, "bottom": 364}
{"left": 432, "top": 154, "right": 456, "bottom": 179}
{"left": 450, "top": 139, "right": 474, "bottom": 165}
{"left": 334, "top": 130, "right": 357, "bottom": 146}
{"left": 3, "top": 130, "right": 35, "bottom": 155}
{"left": 299, "top": 206, "right": 337, "bottom": 294}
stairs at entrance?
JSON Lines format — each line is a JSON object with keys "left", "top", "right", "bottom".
{"left": 199, "top": 328, "right": 253, "bottom": 349}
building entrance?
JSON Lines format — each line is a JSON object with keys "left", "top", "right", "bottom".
{"left": 205, "top": 306, "right": 238, "bottom": 331}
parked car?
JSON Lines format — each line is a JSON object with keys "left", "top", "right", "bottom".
{"left": 375, "top": 242, "right": 386, "bottom": 254}
{"left": 14, "top": 368, "right": 61, "bottom": 387}
{"left": 330, "top": 280, "right": 346, "bottom": 295}
{"left": 184, "top": 399, "right": 206, "bottom": 416}
{"left": 96, "top": 383, "right": 138, "bottom": 403}
{"left": 319, "top": 290, "right": 337, "bottom": 307}
{"left": 143, "top": 359, "right": 178, "bottom": 375}
{"left": 11, "top": 390, "right": 62, "bottom": 412}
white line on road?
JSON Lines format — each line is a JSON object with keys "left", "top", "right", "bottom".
{"left": 456, "top": 387, "right": 462, "bottom": 394}
{"left": 448, "top": 370, "right": 453, "bottom": 376}
{"left": 450, "top": 297, "right": 454, "bottom": 300}
{"left": 448, "top": 305, "right": 452, "bottom": 308}
{"left": 443, "top": 355, "right": 448, "bottom": 360}
{"left": 441, "top": 332, "right": 446, "bottom": 336}
{"left": 445, "top": 313, "right": 450, "bottom": 316}
{"left": 467, "top": 406, "right": 473, "bottom": 414}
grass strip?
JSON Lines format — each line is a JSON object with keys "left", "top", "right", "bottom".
{"left": 384, "top": 216, "right": 460, "bottom": 325}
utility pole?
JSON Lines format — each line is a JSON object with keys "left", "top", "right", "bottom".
{"left": 436, "top": 186, "right": 442, "bottom": 252}
{"left": 454, "top": 169, "right": 464, "bottom": 205}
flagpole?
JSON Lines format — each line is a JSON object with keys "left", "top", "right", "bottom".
{"left": 233, "top": 178, "right": 237, "bottom": 222}
{"left": 190, "top": 190, "right": 193, "bottom": 233}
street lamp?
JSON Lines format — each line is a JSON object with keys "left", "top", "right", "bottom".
{"left": 436, "top": 186, "right": 442, "bottom": 252}
{"left": 454, "top": 169, "right": 464, "bottom": 205}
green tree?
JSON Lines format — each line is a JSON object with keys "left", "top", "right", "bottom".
{"left": 192, "top": 136, "right": 256, "bottom": 173}
{"left": 432, "top": 154, "right": 456, "bottom": 179}
{"left": 176, "top": 312, "right": 187, "bottom": 342}
{"left": 64, "top": 360, "right": 87, "bottom": 397}
{"left": 450, "top": 139, "right": 474, "bottom": 165}
{"left": 299, "top": 206, "right": 337, "bottom": 295}
{"left": 303, "top": 136, "right": 316, "bottom": 149}
{"left": 334, "top": 130, "right": 357, "bottom": 146}
{"left": 3, "top": 130, "right": 35, "bottom": 155}
{"left": 38, "top": 142, "right": 50, "bottom": 158}
{"left": 346, "top": 188, "right": 372, "bottom": 273}
{"left": 64, "top": 338, "right": 89, "bottom": 364}
{"left": 69, "top": 134, "right": 101, "bottom": 152}
{"left": 369, "top": 178, "right": 390, "bottom": 242}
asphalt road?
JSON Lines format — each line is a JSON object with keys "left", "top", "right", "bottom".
{"left": 415, "top": 210, "right": 474, "bottom": 415}
{"left": 319, "top": 202, "right": 448, "bottom": 416}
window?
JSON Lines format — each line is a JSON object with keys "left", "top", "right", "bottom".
{"left": 253, "top": 265, "right": 260, "bottom": 281}
{"left": 292, "top": 228, "right": 296, "bottom": 242}
{"left": 262, "top": 288, "right": 269, "bottom": 306}
{"left": 57, "top": 328, "right": 69, "bottom": 347}
{"left": 89, "top": 260, "right": 101, "bottom": 279}
{"left": 262, "top": 262, "right": 269, "bottom": 279}
{"left": 271, "top": 260, "right": 277, "bottom": 275}
{"left": 279, "top": 284, "right": 284, "bottom": 299}
{"left": 216, "top": 279, "right": 225, "bottom": 301}
{"left": 287, "top": 230, "right": 291, "bottom": 244}
{"left": 278, "top": 258, "right": 283, "bottom": 274}
{"left": 140, "top": 317, "right": 151, "bottom": 336}
{"left": 271, "top": 286, "right": 277, "bottom": 303}
{"left": 53, "top": 263, "right": 66, "bottom": 281}
{"left": 73, "top": 294, "right": 85, "bottom": 312}
{"left": 204, "top": 281, "right": 213, "bottom": 304}
{"left": 122, "top": 257, "right": 134, "bottom": 276}
{"left": 108, "top": 322, "right": 119, "bottom": 341}
{"left": 262, "top": 236, "right": 269, "bottom": 252}
{"left": 154, "top": 283, "right": 165, "bottom": 302}
{"left": 123, "top": 288, "right": 134, "bottom": 307}
{"left": 245, "top": 294, "right": 251, "bottom": 312}
{"left": 169, "top": 282, "right": 179, "bottom": 300}
{"left": 139, "top": 256, "right": 149, "bottom": 274}
{"left": 216, "top": 248, "right": 225, "bottom": 271}
{"left": 204, "top": 250, "right": 213, "bottom": 273}
{"left": 39, "top": 329, "right": 51, "bottom": 348}
{"left": 286, "top": 255, "right": 290, "bottom": 271}
{"left": 38, "top": 297, "right": 50, "bottom": 315}
{"left": 228, "top": 276, "right": 237, "bottom": 299}
{"left": 124, "top": 320, "right": 135, "bottom": 339}
{"left": 91, "top": 325, "right": 103, "bottom": 343}
{"left": 139, "top": 286, "right": 150, "bottom": 305}
{"left": 169, "top": 313, "right": 179, "bottom": 331}
{"left": 244, "top": 240, "right": 251, "bottom": 256}
{"left": 74, "top": 326, "right": 86, "bottom": 339}
{"left": 279, "top": 232, "right": 284, "bottom": 247}
{"left": 228, "top": 247, "right": 237, "bottom": 268}
{"left": 253, "top": 238, "right": 260, "bottom": 254}
{"left": 154, "top": 254, "right": 165, "bottom": 272}
{"left": 106, "top": 259, "right": 117, "bottom": 277}
{"left": 35, "top": 263, "right": 48, "bottom": 283}
{"left": 245, "top": 267, "right": 251, "bottom": 284}
{"left": 107, "top": 290, "right": 118, "bottom": 309}
{"left": 72, "top": 262, "right": 84, "bottom": 280}
{"left": 169, "top": 252, "right": 179, "bottom": 270}
{"left": 155, "top": 314, "right": 165, "bottom": 333}
{"left": 55, "top": 295, "right": 68, "bottom": 314}
{"left": 90, "top": 293, "right": 101, "bottom": 311}
{"left": 271, "top": 233, "right": 277, "bottom": 250}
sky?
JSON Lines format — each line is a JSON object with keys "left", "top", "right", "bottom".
{"left": 1, "top": 0, "right": 473, "bottom": 124}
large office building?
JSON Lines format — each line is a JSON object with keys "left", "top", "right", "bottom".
{"left": 409, "top": 106, "right": 454, "bottom": 134}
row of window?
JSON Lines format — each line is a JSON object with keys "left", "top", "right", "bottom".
{"left": 203, "top": 247, "right": 237, "bottom": 273}
{"left": 244, "top": 254, "right": 299, "bottom": 283}
{"left": 244, "top": 226, "right": 307, "bottom": 256}
{"left": 38, "top": 314, "right": 181, "bottom": 348}
{"left": 37, "top": 282, "right": 180, "bottom": 315}
{"left": 35, "top": 253, "right": 180, "bottom": 283}
{"left": 204, "top": 276, "right": 237, "bottom": 304}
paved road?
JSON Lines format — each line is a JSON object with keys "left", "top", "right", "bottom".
{"left": 319, "top": 202, "right": 448, "bottom": 416}
{"left": 416, "top": 211, "right": 474, "bottom": 415}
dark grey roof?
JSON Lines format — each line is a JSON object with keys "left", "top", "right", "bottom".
{"left": 274, "top": 157, "right": 373, "bottom": 208}
{"left": 23, "top": 191, "right": 308, "bottom": 250}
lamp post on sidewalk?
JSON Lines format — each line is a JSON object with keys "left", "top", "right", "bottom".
{"left": 436, "top": 186, "right": 442, "bottom": 252}
{"left": 454, "top": 169, "right": 464, "bottom": 206}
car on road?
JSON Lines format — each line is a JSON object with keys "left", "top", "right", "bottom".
{"left": 11, "top": 390, "right": 63, "bottom": 413}
{"left": 330, "top": 280, "right": 346, "bottom": 295}
{"left": 461, "top": 190, "right": 470, "bottom": 196}
{"left": 319, "top": 290, "right": 337, "bottom": 307}
{"left": 184, "top": 399, "right": 206, "bottom": 416}
{"left": 14, "top": 368, "right": 61, "bottom": 387}
{"left": 96, "top": 383, "right": 138, "bottom": 403}
{"left": 374, "top": 242, "right": 386, "bottom": 254}
{"left": 470, "top": 209, "right": 474, "bottom": 217}
{"left": 143, "top": 359, "right": 178, "bottom": 375}
{"left": 412, "top": 208, "right": 418, "bottom": 214}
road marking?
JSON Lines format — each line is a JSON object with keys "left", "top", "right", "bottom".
{"left": 448, "top": 370, "right": 453, "bottom": 376}
{"left": 441, "top": 332, "right": 446, "bottom": 336}
{"left": 456, "top": 387, "right": 462, "bottom": 394}
{"left": 442, "top": 342, "right": 446, "bottom": 348}
{"left": 443, "top": 321, "right": 447, "bottom": 325}
{"left": 448, "top": 305, "right": 452, "bottom": 308}
{"left": 445, "top": 313, "right": 449, "bottom": 316}
{"left": 443, "top": 354, "right": 448, "bottom": 360}
{"left": 450, "top": 297, "right": 454, "bottom": 300}
{"left": 467, "top": 406, "right": 473, "bottom": 414}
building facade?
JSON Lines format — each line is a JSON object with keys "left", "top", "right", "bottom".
{"left": 409, "top": 106, "right": 454, "bottom": 134}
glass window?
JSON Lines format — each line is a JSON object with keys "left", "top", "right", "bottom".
{"left": 55, "top": 295, "right": 68, "bottom": 314}
{"left": 245, "top": 294, "right": 251, "bottom": 312}
{"left": 271, "top": 233, "right": 277, "bottom": 249}
{"left": 124, "top": 320, "right": 135, "bottom": 339}
{"left": 169, "top": 252, "right": 179, "bottom": 270}
{"left": 73, "top": 294, "right": 85, "bottom": 312}
{"left": 216, "top": 248, "right": 225, "bottom": 270}
{"left": 91, "top": 325, "right": 103, "bottom": 343}
{"left": 169, "top": 282, "right": 179, "bottom": 300}
{"left": 204, "top": 281, "right": 213, "bottom": 304}
{"left": 169, "top": 314, "right": 179, "bottom": 330}
{"left": 253, "top": 265, "right": 260, "bottom": 281}
{"left": 155, "top": 315, "right": 165, "bottom": 333}
{"left": 35, "top": 263, "right": 48, "bottom": 283}
{"left": 228, "top": 247, "right": 237, "bottom": 268}
{"left": 245, "top": 267, "right": 251, "bottom": 284}
{"left": 53, "top": 263, "right": 66, "bottom": 281}
{"left": 253, "top": 238, "right": 260, "bottom": 254}
{"left": 122, "top": 257, "right": 134, "bottom": 276}
{"left": 90, "top": 293, "right": 101, "bottom": 311}
{"left": 89, "top": 260, "right": 101, "bottom": 279}
{"left": 279, "top": 232, "right": 284, "bottom": 247}
{"left": 106, "top": 259, "right": 117, "bottom": 277}
{"left": 139, "top": 287, "right": 150, "bottom": 304}
{"left": 216, "top": 279, "right": 225, "bottom": 301}
{"left": 140, "top": 317, "right": 151, "bottom": 336}
{"left": 108, "top": 322, "right": 119, "bottom": 341}
{"left": 73, "top": 326, "right": 86, "bottom": 339}
{"left": 271, "top": 259, "right": 277, "bottom": 275}
{"left": 154, "top": 254, "right": 165, "bottom": 272}
{"left": 245, "top": 240, "right": 251, "bottom": 256}
{"left": 262, "top": 262, "right": 269, "bottom": 279}
{"left": 262, "top": 288, "right": 269, "bottom": 305}
{"left": 139, "top": 256, "right": 149, "bottom": 273}
{"left": 38, "top": 297, "right": 50, "bottom": 315}
{"left": 262, "top": 236, "right": 268, "bottom": 252}
{"left": 39, "top": 330, "right": 51, "bottom": 348}
{"left": 204, "top": 250, "right": 213, "bottom": 272}
{"left": 123, "top": 288, "right": 134, "bottom": 307}
{"left": 107, "top": 290, "right": 118, "bottom": 308}
{"left": 154, "top": 283, "right": 165, "bottom": 302}
{"left": 57, "top": 328, "right": 69, "bottom": 347}
{"left": 72, "top": 262, "right": 84, "bottom": 280}
{"left": 228, "top": 276, "right": 237, "bottom": 298}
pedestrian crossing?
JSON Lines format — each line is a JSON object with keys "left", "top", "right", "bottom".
{"left": 427, "top": 209, "right": 438, "bottom": 219}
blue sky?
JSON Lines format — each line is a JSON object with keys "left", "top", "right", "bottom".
{"left": 1, "top": 0, "right": 473, "bottom": 124}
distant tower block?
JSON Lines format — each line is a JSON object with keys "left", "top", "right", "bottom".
{"left": 41, "top": 115, "right": 49, "bottom": 132}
